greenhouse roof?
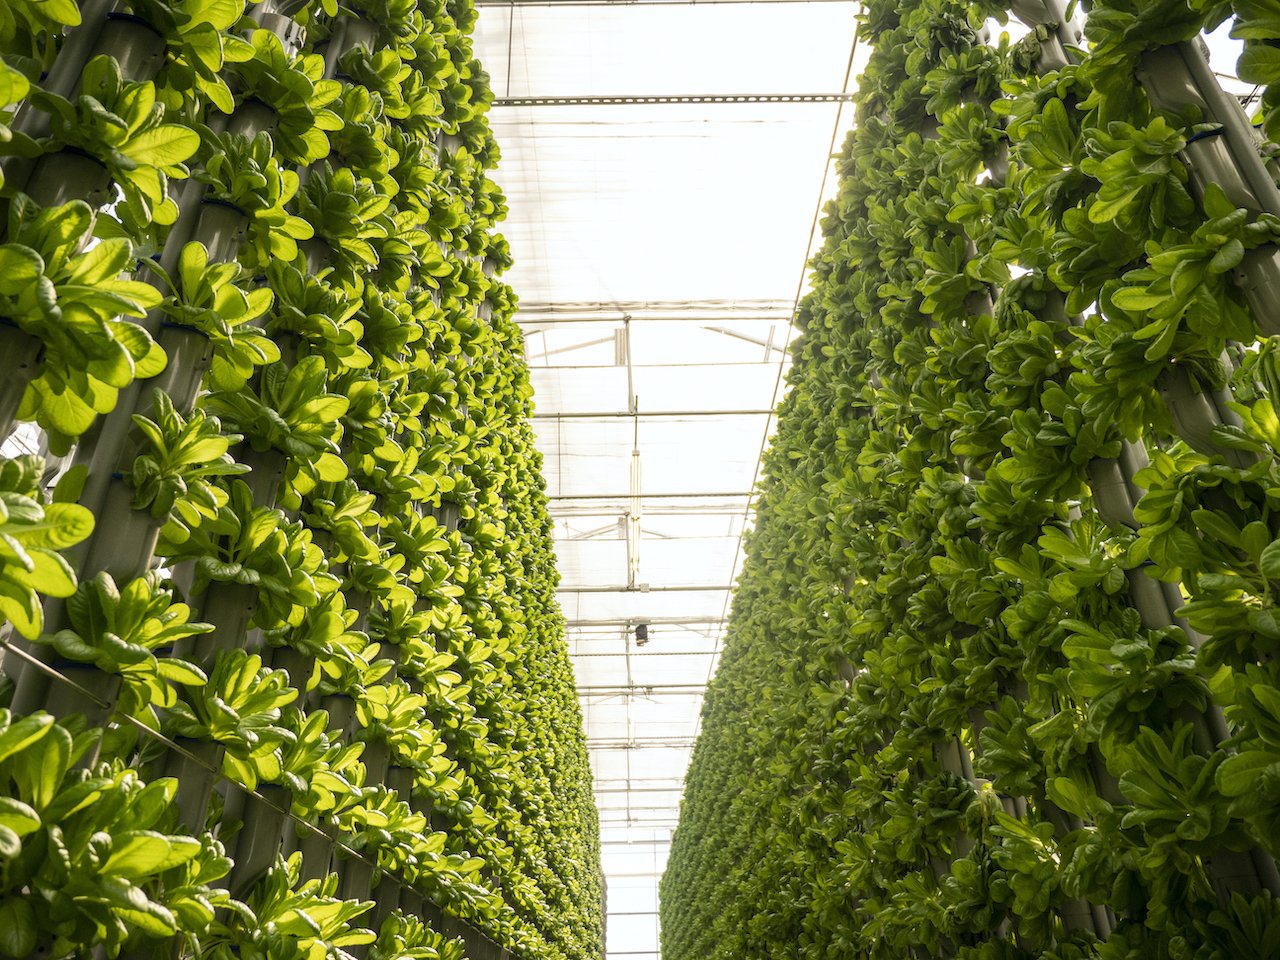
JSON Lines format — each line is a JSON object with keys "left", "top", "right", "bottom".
{"left": 473, "top": 2, "right": 863, "bottom": 955}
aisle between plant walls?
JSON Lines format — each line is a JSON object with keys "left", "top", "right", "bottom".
{"left": 663, "top": 0, "right": 1280, "bottom": 957}
{"left": 0, "top": 1, "right": 602, "bottom": 958}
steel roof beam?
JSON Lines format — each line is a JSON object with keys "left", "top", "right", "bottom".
{"left": 579, "top": 683, "right": 708, "bottom": 691}
{"left": 573, "top": 652, "right": 721, "bottom": 659}
{"left": 533, "top": 409, "right": 772, "bottom": 419}
{"left": 586, "top": 742, "right": 696, "bottom": 752}
{"left": 559, "top": 584, "right": 734, "bottom": 593}
{"left": 594, "top": 786, "right": 683, "bottom": 793}
{"left": 566, "top": 615, "right": 726, "bottom": 626}
{"left": 549, "top": 491, "right": 752, "bottom": 500}
{"left": 494, "top": 92, "right": 859, "bottom": 106}
{"left": 477, "top": 0, "right": 852, "bottom": 6}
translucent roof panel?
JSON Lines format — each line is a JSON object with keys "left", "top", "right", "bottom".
{"left": 575, "top": 653, "right": 718, "bottom": 688}
{"left": 472, "top": 4, "right": 862, "bottom": 954}
{"left": 529, "top": 362, "right": 784, "bottom": 414}
{"left": 570, "top": 624, "right": 722, "bottom": 656}
{"left": 476, "top": 4, "right": 860, "bottom": 306}
{"left": 534, "top": 414, "right": 773, "bottom": 497}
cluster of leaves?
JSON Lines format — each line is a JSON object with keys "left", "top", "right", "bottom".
{"left": 0, "top": 0, "right": 600, "bottom": 958}
{"left": 662, "top": 1, "right": 1280, "bottom": 958}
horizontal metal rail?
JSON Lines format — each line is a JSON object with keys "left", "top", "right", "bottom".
{"left": 574, "top": 652, "right": 719, "bottom": 660}
{"left": 549, "top": 491, "right": 753, "bottom": 500}
{"left": 533, "top": 408, "right": 773, "bottom": 419}
{"left": 567, "top": 615, "right": 727, "bottom": 626}
{"left": 494, "top": 92, "right": 859, "bottom": 106}
{"left": 595, "top": 786, "right": 683, "bottom": 794}
{"left": 477, "top": 0, "right": 852, "bottom": 6}
{"left": 518, "top": 315, "right": 792, "bottom": 326}
{"left": 560, "top": 584, "right": 735, "bottom": 593}
{"left": 581, "top": 682, "right": 709, "bottom": 690}
{"left": 587, "top": 738, "right": 698, "bottom": 748}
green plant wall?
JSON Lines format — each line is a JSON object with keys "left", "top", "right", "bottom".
{"left": 662, "top": 0, "right": 1280, "bottom": 957}
{"left": 0, "top": 1, "right": 602, "bottom": 958}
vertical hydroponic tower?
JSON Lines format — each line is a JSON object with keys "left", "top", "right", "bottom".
{"left": 0, "top": 1, "right": 601, "bottom": 958}
{"left": 664, "top": 0, "right": 1280, "bottom": 956}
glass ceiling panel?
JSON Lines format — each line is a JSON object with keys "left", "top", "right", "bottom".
{"left": 488, "top": 103, "right": 839, "bottom": 304}
{"left": 627, "top": 748, "right": 693, "bottom": 781}
{"left": 556, "top": 512, "right": 743, "bottom": 543}
{"left": 475, "top": 5, "right": 857, "bottom": 96}
{"left": 608, "top": 916, "right": 661, "bottom": 950}
{"left": 557, "top": 536, "right": 740, "bottom": 590}
{"left": 530, "top": 363, "right": 782, "bottom": 413}
{"left": 602, "top": 848, "right": 669, "bottom": 879}
{"left": 597, "top": 790, "right": 685, "bottom": 812}
{"left": 640, "top": 537, "right": 741, "bottom": 587}
{"left": 628, "top": 718, "right": 701, "bottom": 740}
{"left": 575, "top": 653, "right": 719, "bottom": 688}
{"left": 535, "top": 414, "right": 771, "bottom": 497}
{"left": 552, "top": 494, "right": 752, "bottom": 519}
{"left": 555, "top": 539, "right": 629, "bottom": 585}
{"left": 561, "top": 589, "right": 730, "bottom": 623}
{"left": 601, "top": 880, "right": 660, "bottom": 914}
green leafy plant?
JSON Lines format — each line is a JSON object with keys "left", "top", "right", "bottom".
{"left": 0, "top": 62, "right": 30, "bottom": 191}
{"left": 26, "top": 56, "right": 199, "bottom": 223}
{"left": 159, "top": 481, "right": 337, "bottom": 630}
{"left": 0, "top": 195, "right": 165, "bottom": 448}
{"left": 128, "top": 389, "right": 249, "bottom": 522}
{"left": 225, "top": 29, "right": 342, "bottom": 165}
{"left": 35, "top": 572, "right": 209, "bottom": 724}
{"left": 193, "top": 129, "right": 314, "bottom": 264}
{"left": 166, "top": 649, "right": 298, "bottom": 789}
{"left": 202, "top": 355, "right": 350, "bottom": 495}
{"left": 293, "top": 162, "right": 393, "bottom": 291}
{"left": 0, "top": 455, "right": 93, "bottom": 637}
{"left": 369, "top": 911, "right": 465, "bottom": 960}
{"left": 120, "top": 0, "right": 256, "bottom": 113}
{"left": 274, "top": 706, "right": 365, "bottom": 814}
{"left": 0, "top": 0, "right": 80, "bottom": 70}
{"left": 154, "top": 241, "right": 279, "bottom": 390}
{"left": 201, "top": 853, "right": 374, "bottom": 960}
{"left": 0, "top": 710, "right": 224, "bottom": 958}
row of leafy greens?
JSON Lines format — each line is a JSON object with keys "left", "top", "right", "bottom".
{"left": 662, "top": 0, "right": 1280, "bottom": 957}
{"left": 0, "top": 0, "right": 602, "bottom": 958}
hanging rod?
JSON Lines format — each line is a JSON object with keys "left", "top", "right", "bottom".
{"left": 493, "top": 92, "right": 859, "bottom": 106}
{"left": 517, "top": 297, "right": 791, "bottom": 312}
{"left": 586, "top": 738, "right": 698, "bottom": 748}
